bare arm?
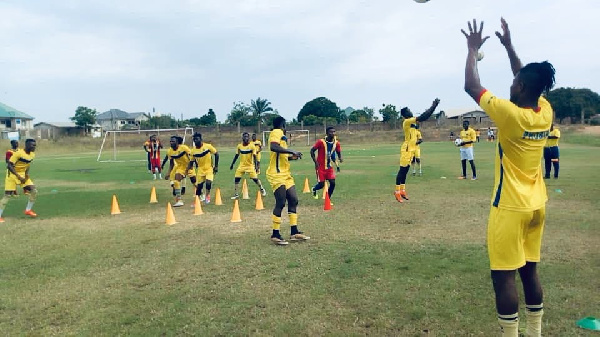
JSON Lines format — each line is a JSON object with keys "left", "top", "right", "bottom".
{"left": 462, "top": 19, "right": 490, "bottom": 102}
{"left": 213, "top": 152, "right": 219, "bottom": 172}
{"left": 416, "top": 98, "right": 441, "bottom": 123}
{"left": 270, "top": 142, "right": 300, "bottom": 157}
{"left": 7, "top": 162, "right": 25, "bottom": 183}
{"left": 310, "top": 147, "right": 318, "bottom": 168}
{"left": 495, "top": 17, "right": 522, "bottom": 76}
{"left": 230, "top": 154, "right": 239, "bottom": 170}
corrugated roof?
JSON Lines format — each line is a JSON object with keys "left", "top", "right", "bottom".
{"left": 0, "top": 102, "right": 35, "bottom": 119}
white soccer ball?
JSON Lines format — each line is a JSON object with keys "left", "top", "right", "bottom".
{"left": 477, "top": 51, "right": 485, "bottom": 61}
{"left": 414, "top": 0, "right": 430, "bottom": 2}
{"left": 454, "top": 138, "right": 462, "bottom": 146}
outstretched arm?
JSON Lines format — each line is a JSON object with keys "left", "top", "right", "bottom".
{"left": 462, "top": 19, "right": 490, "bottom": 102}
{"left": 270, "top": 142, "right": 301, "bottom": 158}
{"left": 416, "top": 98, "right": 441, "bottom": 123}
{"left": 495, "top": 17, "right": 522, "bottom": 76}
{"left": 230, "top": 154, "right": 239, "bottom": 170}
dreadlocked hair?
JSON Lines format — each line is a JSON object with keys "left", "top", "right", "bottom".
{"left": 520, "top": 61, "right": 556, "bottom": 96}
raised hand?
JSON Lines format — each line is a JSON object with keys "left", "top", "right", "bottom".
{"left": 461, "top": 19, "right": 490, "bottom": 51}
{"left": 495, "top": 17, "right": 512, "bottom": 47}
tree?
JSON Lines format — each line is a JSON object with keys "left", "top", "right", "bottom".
{"left": 348, "top": 109, "right": 370, "bottom": 123}
{"left": 297, "top": 97, "right": 342, "bottom": 123}
{"left": 225, "top": 101, "right": 254, "bottom": 126}
{"left": 250, "top": 97, "right": 273, "bottom": 132}
{"left": 379, "top": 103, "right": 399, "bottom": 127}
{"left": 302, "top": 115, "right": 320, "bottom": 126}
{"left": 70, "top": 106, "right": 97, "bottom": 135}
{"left": 140, "top": 115, "right": 178, "bottom": 129}
{"left": 198, "top": 108, "right": 218, "bottom": 126}
{"left": 546, "top": 87, "right": 600, "bottom": 123}
{"left": 363, "top": 106, "right": 375, "bottom": 122}
{"left": 262, "top": 112, "right": 281, "bottom": 129}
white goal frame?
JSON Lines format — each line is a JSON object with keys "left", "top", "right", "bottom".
{"left": 97, "top": 127, "right": 194, "bottom": 162}
{"left": 262, "top": 129, "right": 310, "bottom": 147}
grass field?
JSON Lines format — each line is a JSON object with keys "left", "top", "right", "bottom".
{"left": 0, "top": 140, "right": 598, "bottom": 336}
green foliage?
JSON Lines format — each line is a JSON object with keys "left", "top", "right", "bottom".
{"left": 298, "top": 97, "right": 341, "bottom": 123}
{"left": 547, "top": 87, "right": 600, "bottom": 123}
{"left": 140, "top": 115, "right": 178, "bottom": 129}
{"left": 349, "top": 109, "right": 370, "bottom": 123}
{"left": 189, "top": 109, "right": 218, "bottom": 126}
{"left": 70, "top": 106, "right": 97, "bottom": 134}
{"left": 225, "top": 102, "right": 254, "bottom": 126}
{"left": 379, "top": 104, "right": 399, "bottom": 123}
{"left": 302, "top": 114, "right": 320, "bottom": 126}
{"left": 250, "top": 97, "right": 273, "bottom": 132}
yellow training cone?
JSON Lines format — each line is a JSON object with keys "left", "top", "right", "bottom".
{"left": 242, "top": 179, "right": 250, "bottom": 199}
{"left": 193, "top": 195, "right": 204, "bottom": 215}
{"left": 303, "top": 177, "right": 310, "bottom": 193}
{"left": 255, "top": 191, "right": 265, "bottom": 210}
{"left": 165, "top": 202, "right": 177, "bottom": 225}
{"left": 231, "top": 199, "right": 242, "bottom": 223}
{"left": 214, "top": 188, "right": 223, "bottom": 205}
{"left": 111, "top": 195, "right": 121, "bottom": 215}
{"left": 149, "top": 186, "right": 158, "bottom": 203}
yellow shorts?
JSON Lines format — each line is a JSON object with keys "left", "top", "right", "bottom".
{"left": 170, "top": 167, "right": 195, "bottom": 180}
{"left": 266, "top": 173, "right": 294, "bottom": 192}
{"left": 414, "top": 147, "right": 421, "bottom": 159}
{"left": 487, "top": 206, "right": 545, "bottom": 270}
{"left": 400, "top": 147, "right": 415, "bottom": 167}
{"left": 4, "top": 174, "right": 33, "bottom": 191}
{"left": 195, "top": 169, "right": 214, "bottom": 183}
{"left": 256, "top": 152, "right": 261, "bottom": 162}
{"left": 235, "top": 166, "right": 258, "bottom": 179}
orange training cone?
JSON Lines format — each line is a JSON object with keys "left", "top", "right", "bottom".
{"left": 242, "top": 179, "right": 250, "bottom": 199}
{"left": 111, "top": 195, "right": 121, "bottom": 215}
{"left": 214, "top": 188, "right": 223, "bottom": 205}
{"left": 231, "top": 199, "right": 242, "bottom": 222}
{"left": 255, "top": 191, "right": 265, "bottom": 210}
{"left": 324, "top": 191, "right": 332, "bottom": 211}
{"left": 303, "top": 177, "right": 310, "bottom": 193}
{"left": 322, "top": 181, "right": 328, "bottom": 199}
{"left": 149, "top": 186, "right": 158, "bottom": 203}
{"left": 165, "top": 202, "right": 177, "bottom": 225}
{"left": 193, "top": 195, "right": 204, "bottom": 215}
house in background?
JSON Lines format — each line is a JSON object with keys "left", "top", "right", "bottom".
{"left": 96, "top": 109, "right": 149, "bottom": 130}
{"left": 34, "top": 122, "right": 102, "bottom": 139}
{"left": 0, "top": 102, "right": 35, "bottom": 139}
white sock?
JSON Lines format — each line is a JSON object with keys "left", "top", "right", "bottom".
{"left": 26, "top": 201, "right": 34, "bottom": 211}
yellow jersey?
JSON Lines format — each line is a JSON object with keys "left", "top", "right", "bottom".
{"left": 253, "top": 140, "right": 262, "bottom": 153}
{"left": 167, "top": 145, "right": 191, "bottom": 169}
{"left": 415, "top": 130, "right": 422, "bottom": 148}
{"left": 402, "top": 117, "right": 418, "bottom": 152}
{"left": 236, "top": 143, "right": 256, "bottom": 168}
{"left": 8, "top": 149, "right": 35, "bottom": 175}
{"left": 545, "top": 128, "right": 560, "bottom": 147}
{"left": 267, "top": 129, "right": 290, "bottom": 175}
{"left": 190, "top": 143, "right": 217, "bottom": 171}
{"left": 478, "top": 90, "right": 553, "bottom": 211}
{"left": 460, "top": 127, "right": 477, "bottom": 148}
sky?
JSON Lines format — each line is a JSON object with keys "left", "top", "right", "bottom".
{"left": 1, "top": 0, "right": 599, "bottom": 123}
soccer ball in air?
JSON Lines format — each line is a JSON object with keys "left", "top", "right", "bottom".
{"left": 454, "top": 138, "right": 463, "bottom": 147}
{"left": 477, "top": 51, "right": 485, "bottom": 61}
{"left": 414, "top": 0, "right": 430, "bottom": 3}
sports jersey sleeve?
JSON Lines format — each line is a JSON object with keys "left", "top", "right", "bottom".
{"left": 209, "top": 144, "right": 217, "bottom": 154}
{"left": 269, "top": 129, "right": 284, "bottom": 145}
{"left": 9, "top": 151, "right": 20, "bottom": 164}
{"left": 335, "top": 141, "right": 341, "bottom": 152}
{"left": 5, "top": 151, "right": 12, "bottom": 161}
{"left": 554, "top": 129, "right": 560, "bottom": 138}
{"left": 236, "top": 144, "right": 241, "bottom": 154}
{"left": 469, "top": 129, "right": 477, "bottom": 142}
{"left": 312, "top": 140, "right": 323, "bottom": 150}
{"left": 478, "top": 89, "right": 517, "bottom": 130}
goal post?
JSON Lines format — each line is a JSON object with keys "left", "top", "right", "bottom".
{"left": 262, "top": 129, "right": 310, "bottom": 147}
{"left": 97, "top": 127, "right": 194, "bottom": 162}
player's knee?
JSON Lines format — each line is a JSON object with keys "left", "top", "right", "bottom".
{"left": 206, "top": 181, "right": 212, "bottom": 190}
{"left": 234, "top": 177, "right": 241, "bottom": 184}
{"left": 27, "top": 187, "right": 38, "bottom": 201}
{"left": 190, "top": 176, "right": 196, "bottom": 185}
{"left": 328, "top": 180, "right": 336, "bottom": 189}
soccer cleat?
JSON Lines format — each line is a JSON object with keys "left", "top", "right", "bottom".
{"left": 394, "top": 191, "right": 404, "bottom": 203}
{"left": 458, "top": 176, "right": 467, "bottom": 180}
{"left": 199, "top": 194, "right": 206, "bottom": 202}
{"left": 329, "top": 200, "right": 334, "bottom": 206}
{"left": 260, "top": 188, "right": 267, "bottom": 196}
{"left": 24, "top": 210, "right": 37, "bottom": 218}
{"left": 471, "top": 176, "right": 477, "bottom": 180}
{"left": 231, "top": 193, "right": 239, "bottom": 200}
{"left": 173, "top": 200, "right": 184, "bottom": 207}
{"left": 0, "top": 217, "right": 4, "bottom": 223}
{"left": 398, "top": 189, "right": 409, "bottom": 200}
{"left": 412, "top": 172, "right": 416, "bottom": 176}
{"left": 153, "top": 175, "right": 157, "bottom": 180}
{"left": 419, "top": 171, "right": 422, "bottom": 176}
{"left": 290, "top": 232, "right": 310, "bottom": 241}
{"left": 312, "top": 189, "right": 319, "bottom": 199}
{"left": 271, "top": 236, "right": 289, "bottom": 245}
{"left": 205, "top": 195, "right": 211, "bottom": 204}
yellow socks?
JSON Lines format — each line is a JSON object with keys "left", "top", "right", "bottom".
{"left": 525, "top": 304, "right": 543, "bottom": 337}
{"left": 271, "top": 215, "right": 281, "bottom": 230}
{"left": 289, "top": 213, "right": 298, "bottom": 226}
{"left": 395, "top": 184, "right": 406, "bottom": 191}
{"left": 498, "top": 313, "right": 519, "bottom": 337}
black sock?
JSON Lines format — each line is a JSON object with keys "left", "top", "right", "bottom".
{"left": 290, "top": 225, "right": 299, "bottom": 235}
{"left": 272, "top": 229, "right": 281, "bottom": 238}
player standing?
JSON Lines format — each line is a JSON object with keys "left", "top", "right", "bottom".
{"left": 394, "top": 99, "right": 441, "bottom": 202}
{"left": 230, "top": 132, "right": 266, "bottom": 199}
{"left": 164, "top": 136, "right": 192, "bottom": 207}
{"left": 463, "top": 18, "right": 555, "bottom": 336}
{"left": 5, "top": 140, "right": 19, "bottom": 164}
{"left": 457, "top": 120, "right": 478, "bottom": 180}
{"left": 187, "top": 133, "right": 219, "bottom": 204}
{"left": 411, "top": 124, "right": 423, "bottom": 176}
{"left": 310, "top": 127, "right": 342, "bottom": 202}
{"left": 543, "top": 124, "right": 560, "bottom": 179}
{"left": 251, "top": 133, "right": 262, "bottom": 174}
{"left": 0, "top": 139, "right": 38, "bottom": 222}
{"left": 145, "top": 135, "right": 163, "bottom": 180}
{"left": 266, "top": 117, "right": 309, "bottom": 245}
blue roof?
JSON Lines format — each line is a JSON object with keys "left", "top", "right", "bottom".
{"left": 0, "top": 102, "right": 34, "bottom": 119}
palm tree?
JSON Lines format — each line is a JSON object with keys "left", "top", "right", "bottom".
{"left": 250, "top": 97, "right": 273, "bottom": 133}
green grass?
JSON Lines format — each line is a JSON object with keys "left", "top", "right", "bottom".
{"left": 0, "top": 141, "right": 598, "bottom": 336}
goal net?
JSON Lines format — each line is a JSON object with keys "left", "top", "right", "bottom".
{"left": 262, "top": 129, "right": 310, "bottom": 147}
{"left": 97, "top": 127, "right": 194, "bottom": 162}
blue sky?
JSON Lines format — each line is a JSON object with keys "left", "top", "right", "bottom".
{"left": 1, "top": 0, "right": 598, "bottom": 123}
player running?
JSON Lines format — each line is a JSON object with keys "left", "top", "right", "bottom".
{"left": 5, "top": 140, "right": 19, "bottom": 164}
{"left": 310, "top": 127, "right": 342, "bottom": 203}
{"left": 144, "top": 135, "right": 163, "bottom": 180}
{"left": 229, "top": 132, "right": 266, "bottom": 199}
{"left": 164, "top": 136, "right": 192, "bottom": 207}
{"left": 251, "top": 133, "right": 262, "bottom": 174}
{"left": 187, "top": 133, "right": 219, "bottom": 204}
{"left": 411, "top": 124, "right": 423, "bottom": 176}
{"left": 0, "top": 139, "right": 38, "bottom": 222}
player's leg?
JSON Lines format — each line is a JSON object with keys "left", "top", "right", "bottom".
{"left": 552, "top": 147, "right": 559, "bottom": 179}
{"left": 286, "top": 184, "right": 309, "bottom": 241}
{"left": 173, "top": 173, "right": 185, "bottom": 206}
{"left": 0, "top": 190, "right": 14, "bottom": 222}
{"left": 312, "top": 169, "right": 325, "bottom": 199}
{"left": 460, "top": 159, "right": 467, "bottom": 179}
{"left": 232, "top": 177, "right": 242, "bottom": 199}
{"left": 395, "top": 149, "right": 412, "bottom": 202}
{"left": 327, "top": 179, "right": 336, "bottom": 198}
{"left": 411, "top": 156, "right": 417, "bottom": 175}
{"left": 196, "top": 174, "right": 206, "bottom": 201}
{"left": 23, "top": 184, "right": 38, "bottom": 217}
{"left": 416, "top": 158, "right": 422, "bottom": 175}
{"left": 491, "top": 270, "right": 520, "bottom": 336}
{"left": 271, "top": 185, "right": 288, "bottom": 245}
{"left": 543, "top": 148, "right": 551, "bottom": 179}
